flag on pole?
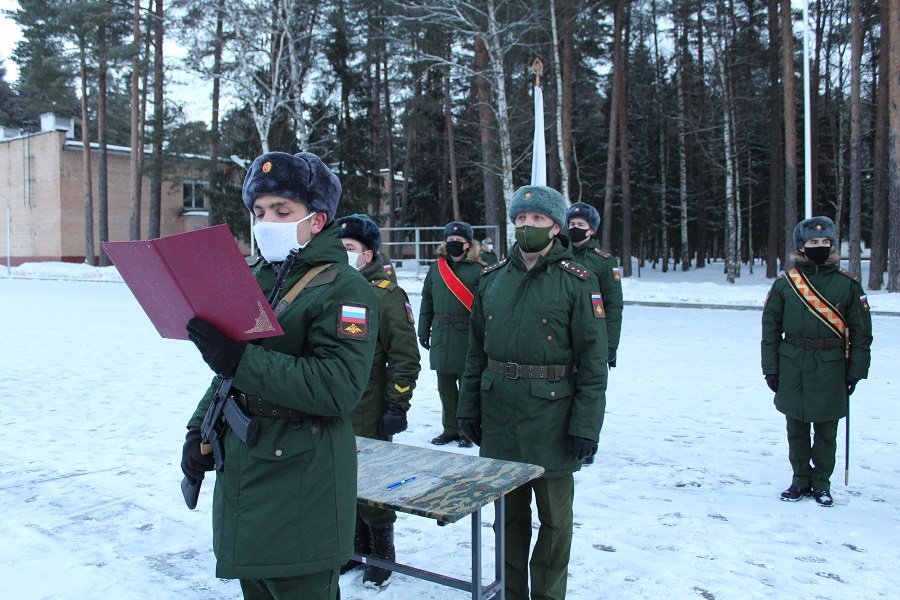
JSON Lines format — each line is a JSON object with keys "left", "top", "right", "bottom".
{"left": 531, "top": 59, "right": 546, "bottom": 186}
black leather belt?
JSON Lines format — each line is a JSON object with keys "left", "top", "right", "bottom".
{"left": 439, "top": 313, "right": 470, "bottom": 324}
{"left": 236, "top": 393, "right": 333, "bottom": 422}
{"left": 783, "top": 333, "right": 844, "bottom": 350}
{"left": 487, "top": 358, "right": 572, "bottom": 382}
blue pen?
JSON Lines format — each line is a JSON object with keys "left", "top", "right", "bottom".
{"left": 386, "top": 476, "right": 416, "bottom": 490}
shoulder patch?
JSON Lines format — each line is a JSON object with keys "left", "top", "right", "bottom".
{"left": 859, "top": 294, "right": 870, "bottom": 312}
{"left": 481, "top": 258, "right": 509, "bottom": 276}
{"left": 591, "top": 292, "right": 606, "bottom": 319}
{"left": 612, "top": 267, "right": 622, "bottom": 282}
{"left": 559, "top": 260, "right": 591, "bottom": 280}
{"left": 593, "top": 248, "right": 612, "bottom": 259}
{"left": 337, "top": 304, "right": 370, "bottom": 340}
{"left": 405, "top": 301, "right": 415, "bottom": 324}
{"left": 838, "top": 268, "right": 860, "bottom": 283}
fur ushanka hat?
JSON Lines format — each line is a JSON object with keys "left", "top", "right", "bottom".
{"left": 566, "top": 202, "right": 601, "bottom": 232}
{"left": 793, "top": 216, "right": 836, "bottom": 250}
{"left": 507, "top": 185, "right": 567, "bottom": 229}
{"left": 444, "top": 221, "right": 474, "bottom": 242}
{"left": 242, "top": 151, "right": 342, "bottom": 223}
{"left": 337, "top": 214, "right": 382, "bottom": 253}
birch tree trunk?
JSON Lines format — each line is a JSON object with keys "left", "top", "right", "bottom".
{"left": 652, "top": 0, "right": 667, "bottom": 272}
{"left": 486, "top": 0, "right": 515, "bottom": 249}
{"left": 781, "top": 0, "right": 798, "bottom": 260}
{"left": 383, "top": 49, "right": 396, "bottom": 228}
{"left": 208, "top": 0, "right": 224, "bottom": 227}
{"left": 677, "top": 20, "right": 689, "bottom": 271}
{"left": 550, "top": 0, "right": 569, "bottom": 201}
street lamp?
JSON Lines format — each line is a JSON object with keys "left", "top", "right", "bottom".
{"left": 229, "top": 155, "right": 256, "bottom": 259}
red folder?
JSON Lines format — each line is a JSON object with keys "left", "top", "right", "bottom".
{"left": 102, "top": 225, "right": 283, "bottom": 341}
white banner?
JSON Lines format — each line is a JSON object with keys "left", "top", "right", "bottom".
{"left": 530, "top": 84, "right": 546, "bottom": 186}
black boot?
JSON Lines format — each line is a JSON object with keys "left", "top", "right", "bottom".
{"left": 340, "top": 516, "right": 369, "bottom": 574}
{"left": 363, "top": 524, "right": 395, "bottom": 587}
{"left": 780, "top": 484, "right": 812, "bottom": 502}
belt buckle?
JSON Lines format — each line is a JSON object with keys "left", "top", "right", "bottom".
{"left": 505, "top": 361, "right": 520, "bottom": 380}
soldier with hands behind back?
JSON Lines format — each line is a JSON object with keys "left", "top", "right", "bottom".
{"left": 457, "top": 185, "right": 608, "bottom": 600}
{"left": 181, "top": 151, "right": 378, "bottom": 600}
{"left": 761, "top": 216, "right": 872, "bottom": 507}
{"left": 337, "top": 214, "right": 421, "bottom": 588}
{"left": 417, "top": 221, "right": 485, "bottom": 447}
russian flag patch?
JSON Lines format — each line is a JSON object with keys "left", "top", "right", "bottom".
{"left": 338, "top": 304, "right": 369, "bottom": 340}
{"left": 591, "top": 293, "right": 606, "bottom": 319}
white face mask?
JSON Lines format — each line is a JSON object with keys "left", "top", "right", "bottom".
{"left": 253, "top": 212, "right": 317, "bottom": 262}
{"left": 346, "top": 251, "right": 362, "bottom": 269}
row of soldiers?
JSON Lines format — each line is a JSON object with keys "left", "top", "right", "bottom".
{"left": 178, "top": 150, "right": 871, "bottom": 600}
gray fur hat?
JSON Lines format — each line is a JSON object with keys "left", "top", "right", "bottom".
{"left": 444, "top": 221, "right": 473, "bottom": 242}
{"left": 337, "top": 214, "right": 382, "bottom": 253}
{"left": 793, "top": 216, "right": 836, "bottom": 250}
{"left": 242, "top": 151, "right": 342, "bottom": 222}
{"left": 566, "top": 202, "right": 601, "bottom": 232}
{"left": 508, "top": 185, "right": 567, "bottom": 229}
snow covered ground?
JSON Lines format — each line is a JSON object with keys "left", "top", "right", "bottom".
{"left": 1, "top": 258, "right": 898, "bottom": 599}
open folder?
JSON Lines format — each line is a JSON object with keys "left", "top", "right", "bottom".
{"left": 102, "top": 225, "right": 283, "bottom": 341}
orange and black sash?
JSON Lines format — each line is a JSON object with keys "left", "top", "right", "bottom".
{"left": 437, "top": 256, "right": 474, "bottom": 311}
{"left": 785, "top": 268, "right": 849, "bottom": 358}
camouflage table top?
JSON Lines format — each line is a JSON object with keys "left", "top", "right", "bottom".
{"left": 356, "top": 437, "right": 545, "bottom": 524}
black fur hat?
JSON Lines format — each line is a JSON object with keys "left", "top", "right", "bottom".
{"left": 793, "top": 216, "right": 836, "bottom": 250}
{"left": 242, "top": 151, "right": 342, "bottom": 222}
{"left": 337, "top": 214, "right": 382, "bottom": 253}
{"left": 444, "top": 221, "right": 473, "bottom": 242}
{"left": 566, "top": 202, "right": 601, "bottom": 232}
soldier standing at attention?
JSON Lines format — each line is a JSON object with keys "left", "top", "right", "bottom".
{"left": 457, "top": 185, "right": 608, "bottom": 600}
{"left": 180, "top": 151, "right": 378, "bottom": 600}
{"left": 761, "top": 216, "right": 872, "bottom": 507}
{"left": 418, "top": 221, "right": 485, "bottom": 447}
{"left": 480, "top": 236, "right": 499, "bottom": 265}
{"left": 337, "top": 214, "right": 421, "bottom": 587}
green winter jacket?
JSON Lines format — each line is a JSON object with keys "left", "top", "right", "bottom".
{"left": 351, "top": 254, "right": 421, "bottom": 438}
{"left": 761, "top": 255, "right": 872, "bottom": 423}
{"left": 458, "top": 238, "right": 608, "bottom": 478}
{"left": 417, "top": 243, "right": 485, "bottom": 374}
{"left": 571, "top": 237, "right": 624, "bottom": 350}
{"left": 187, "top": 222, "right": 378, "bottom": 580}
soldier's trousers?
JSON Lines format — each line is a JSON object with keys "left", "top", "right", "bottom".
{"left": 437, "top": 372, "right": 462, "bottom": 436}
{"left": 503, "top": 474, "right": 574, "bottom": 600}
{"left": 239, "top": 568, "right": 340, "bottom": 600}
{"left": 786, "top": 417, "right": 839, "bottom": 492}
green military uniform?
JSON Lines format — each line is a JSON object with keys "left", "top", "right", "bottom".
{"left": 571, "top": 237, "right": 623, "bottom": 352}
{"left": 353, "top": 253, "right": 421, "bottom": 528}
{"left": 418, "top": 244, "right": 485, "bottom": 439}
{"left": 188, "top": 223, "right": 378, "bottom": 583}
{"left": 458, "top": 237, "right": 608, "bottom": 600}
{"left": 762, "top": 255, "right": 872, "bottom": 493}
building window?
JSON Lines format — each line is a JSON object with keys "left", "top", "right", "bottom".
{"left": 183, "top": 180, "right": 207, "bottom": 210}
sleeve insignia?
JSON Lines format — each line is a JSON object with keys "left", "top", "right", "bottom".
{"left": 481, "top": 258, "right": 508, "bottom": 276}
{"left": 860, "top": 295, "right": 870, "bottom": 312}
{"left": 560, "top": 260, "right": 590, "bottom": 280}
{"left": 384, "top": 263, "right": 395, "bottom": 275}
{"left": 337, "top": 304, "right": 370, "bottom": 340}
{"left": 591, "top": 293, "right": 606, "bottom": 319}
{"left": 393, "top": 383, "right": 411, "bottom": 394}
{"left": 612, "top": 267, "right": 622, "bottom": 282}
{"left": 405, "top": 301, "right": 415, "bottom": 324}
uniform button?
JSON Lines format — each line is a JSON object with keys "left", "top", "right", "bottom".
{"left": 550, "top": 392, "right": 556, "bottom": 398}
{"left": 275, "top": 449, "right": 283, "bottom": 457}
{"left": 547, "top": 335, "right": 553, "bottom": 341}
{"left": 541, "top": 318, "right": 547, "bottom": 324}
{"left": 488, "top": 315, "right": 493, "bottom": 320}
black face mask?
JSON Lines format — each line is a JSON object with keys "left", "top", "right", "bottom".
{"left": 446, "top": 240, "right": 466, "bottom": 258}
{"left": 568, "top": 227, "right": 590, "bottom": 244}
{"left": 803, "top": 245, "right": 831, "bottom": 265}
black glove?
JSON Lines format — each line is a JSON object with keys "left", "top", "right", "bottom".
{"left": 765, "top": 374, "right": 778, "bottom": 393}
{"left": 378, "top": 404, "right": 408, "bottom": 438}
{"left": 187, "top": 317, "right": 246, "bottom": 378}
{"left": 181, "top": 428, "right": 215, "bottom": 482}
{"left": 608, "top": 347, "right": 617, "bottom": 368}
{"left": 418, "top": 336, "right": 431, "bottom": 350}
{"left": 847, "top": 378, "right": 859, "bottom": 396}
{"left": 567, "top": 436, "right": 598, "bottom": 461}
{"left": 458, "top": 417, "right": 482, "bottom": 446}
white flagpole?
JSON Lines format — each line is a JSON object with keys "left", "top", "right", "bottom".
{"left": 802, "top": 0, "right": 813, "bottom": 218}
{"left": 531, "top": 59, "right": 547, "bottom": 186}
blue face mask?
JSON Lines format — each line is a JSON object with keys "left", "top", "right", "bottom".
{"left": 253, "top": 212, "right": 317, "bottom": 262}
